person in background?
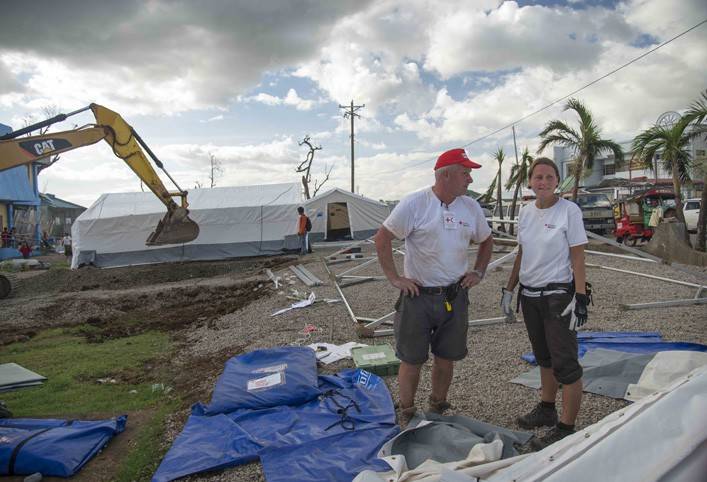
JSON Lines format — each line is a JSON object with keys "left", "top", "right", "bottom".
{"left": 1, "top": 227, "right": 8, "bottom": 248}
{"left": 296, "top": 206, "right": 310, "bottom": 255}
{"left": 501, "top": 157, "right": 589, "bottom": 450}
{"left": 63, "top": 233, "right": 72, "bottom": 258}
{"left": 19, "top": 241, "right": 31, "bottom": 259}
{"left": 41, "top": 231, "right": 51, "bottom": 249}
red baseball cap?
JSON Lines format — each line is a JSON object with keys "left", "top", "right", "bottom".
{"left": 434, "top": 148, "right": 482, "bottom": 170}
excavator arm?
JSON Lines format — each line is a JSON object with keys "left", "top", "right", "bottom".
{"left": 0, "top": 104, "right": 199, "bottom": 246}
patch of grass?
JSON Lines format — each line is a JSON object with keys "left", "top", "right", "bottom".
{"left": 48, "top": 259, "right": 70, "bottom": 270}
{"left": 0, "top": 326, "right": 172, "bottom": 417}
{"left": 115, "top": 401, "right": 179, "bottom": 482}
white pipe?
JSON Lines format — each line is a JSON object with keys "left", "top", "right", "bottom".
{"left": 587, "top": 263, "right": 706, "bottom": 289}
{"left": 585, "top": 250, "right": 656, "bottom": 263}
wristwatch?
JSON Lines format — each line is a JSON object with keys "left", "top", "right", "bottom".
{"left": 470, "top": 269, "right": 485, "bottom": 280}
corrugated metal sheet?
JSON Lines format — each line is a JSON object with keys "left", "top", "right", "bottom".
{"left": 0, "top": 166, "right": 37, "bottom": 203}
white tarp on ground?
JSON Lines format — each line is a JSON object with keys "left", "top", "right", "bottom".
{"left": 304, "top": 188, "right": 390, "bottom": 242}
{"left": 71, "top": 183, "right": 303, "bottom": 268}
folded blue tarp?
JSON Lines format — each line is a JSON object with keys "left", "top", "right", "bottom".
{"left": 153, "top": 368, "right": 398, "bottom": 482}
{"left": 0, "top": 416, "right": 126, "bottom": 477}
{"left": 522, "top": 331, "right": 707, "bottom": 364}
{"left": 204, "top": 346, "right": 321, "bottom": 414}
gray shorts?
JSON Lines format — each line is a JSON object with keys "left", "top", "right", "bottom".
{"left": 520, "top": 292, "right": 583, "bottom": 385}
{"left": 393, "top": 289, "right": 469, "bottom": 365}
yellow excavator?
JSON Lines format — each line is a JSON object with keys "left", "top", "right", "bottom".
{"left": 0, "top": 103, "right": 200, "bottom": 297}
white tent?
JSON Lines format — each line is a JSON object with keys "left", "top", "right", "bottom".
{"left": 71, "top": 183, "right": 303, "bottom": 268}
{"left": 304, "top": 188, "right": 390, "bottom": 242}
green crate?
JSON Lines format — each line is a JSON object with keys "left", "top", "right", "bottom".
{"left": 351, "top": 344, "right": 400, "bottom": 376}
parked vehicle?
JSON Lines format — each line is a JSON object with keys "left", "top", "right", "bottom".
{"left": 614, "top": 189, "right": 676, "bottom": 245}
{"left": 683, "top": 198, "right": 701, "bottom": 233}
{"left": 563, "top": 193, "right": 615, "bottom": 235}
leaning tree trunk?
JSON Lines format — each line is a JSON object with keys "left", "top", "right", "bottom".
{"left": 697, "top": 167, "right": 707, "bottom": 252}
{"left": 496, "top": 171, "right": 504, "bottom": 232}
{"left": 571, "top": 157, "right": 582, "bottom": 202}
{"left": 571, "top": 175, "right": 580, "bottom": 202}
{"left": 301, "top": 175, "right": 310, "bottom": 200}
{"left": 670, "top": 163, "right": 690, "bottom": 244}
{"left": 509, "top": 178, "right": 521, "bottom": 236}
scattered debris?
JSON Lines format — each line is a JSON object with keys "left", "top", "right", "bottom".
{"left": 151, "top": 383, "right": 173, "bottom": 394}
{"left": 272, "top": 292, "right": 317, "bottom": 316}
{"left": 264, "top": 268, "right": 281, "bottom": 288}
{"left": 307, "top": 341, "right": 369, "bottom": 364}
{"left": 289, "top": 265, "right": 323, "bottom": 287}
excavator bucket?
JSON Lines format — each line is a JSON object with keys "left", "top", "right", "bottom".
{"left": 146, "top": 206, "right": 200, "bottom": 246}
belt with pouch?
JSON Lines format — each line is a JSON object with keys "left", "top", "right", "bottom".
{"left": 418, "top": 280, "right": 463, "bottom": 312}
{"left": 517, "top": 281, "right": 574, "bottom": 312}
{"left": 418, "top": 282, "right": 461, "bottom": 300}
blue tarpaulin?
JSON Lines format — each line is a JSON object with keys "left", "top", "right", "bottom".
{"left": 522, "top": 331, "right": 707, "bottom": 364}
{"left": 153, "top": 368, "right": 398, "bottom": 482}
{"left": 0, "top": 415, "right": 126, "bottom": 477}
{"left": 203, "top": 346, "right": 321, "bottom": 414}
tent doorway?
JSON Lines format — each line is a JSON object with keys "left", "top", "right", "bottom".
{"left": 326, "top": 202, "right": 352, "bottom": 241}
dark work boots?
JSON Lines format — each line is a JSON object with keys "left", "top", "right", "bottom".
{"left": 530, "top": 424, "right": 576, "bottom": 451}
{"left": 517, "top": 402, "right": 558, "bottom": 429}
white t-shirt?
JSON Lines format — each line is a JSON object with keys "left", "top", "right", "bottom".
{"left": 383, "top": 187, "right": 492, "bottom": 286}
{"left": 517, "top": 198, "right": 587, "bottom": 290}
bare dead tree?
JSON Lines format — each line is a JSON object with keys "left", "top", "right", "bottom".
{"left": 24, "top": 105, "right": 69, "bottom": 174}
{"left": 208, "top": 152, "right": 224, "bottom": 188}
{"left": 312, "top": 164, "right": 334, "bottom": 197}
{"left": 297, "top": 136, "right": 323, "bottom": 199}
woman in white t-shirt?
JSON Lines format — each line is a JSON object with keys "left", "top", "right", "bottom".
{"left": 502, "top": 157, "right": 589, "bottom": 450}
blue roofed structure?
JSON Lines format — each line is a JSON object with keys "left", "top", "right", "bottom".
{"left": 39, "top": 193, "right": 85, "bottom": 238}
{"left": 0, "top": 122, "right": 42, "bottom": 258}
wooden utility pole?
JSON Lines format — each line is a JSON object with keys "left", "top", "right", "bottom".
{"left": 339, "top": 100, "right": 365, "bottom": 192}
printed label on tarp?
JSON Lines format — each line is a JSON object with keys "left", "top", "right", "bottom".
{"left": 254, "top": 364, "right": 288, "bottom": 374}
{"left": 247, "top": 371, "right": 284, "bottom": 391}
{"left": 362, "top": 352, "right": 386, "bottom": 361}
{"left": 353, "top": 369, "right": 380, "bottom": 390}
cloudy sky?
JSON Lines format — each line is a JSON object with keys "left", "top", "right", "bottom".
{"left": 0, "top": 0, "right": 705, "bottom": 207}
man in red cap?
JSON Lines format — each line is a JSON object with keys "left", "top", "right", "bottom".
{"left": 374, "top": 148, "right": 493, "bottom": 427}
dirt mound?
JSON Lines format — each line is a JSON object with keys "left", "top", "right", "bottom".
{"left": 0, "top": 255, "right": 300, "bottom": 345}
{"left": 14, "top": 255, "right": 297, "bottom": 297}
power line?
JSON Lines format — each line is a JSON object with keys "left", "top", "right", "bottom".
{"left": 381, "top": 18, "right": 707, "bottom": 174}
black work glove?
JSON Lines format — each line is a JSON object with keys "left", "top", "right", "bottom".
{"left": 561, "top": 292, "right": 590, "bottom": 331}
{"left": 574, "top": 293, "right": 589, "bottom": 328}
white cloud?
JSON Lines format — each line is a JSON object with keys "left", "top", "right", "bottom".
{"left": 4, "top": 0, "right": 707, "bottom": 203}
{"left": 240, "top": 88, "right": 319, "bottom": 110}
{"left": 0, "top": 1, "right": 372, "bottom": 114}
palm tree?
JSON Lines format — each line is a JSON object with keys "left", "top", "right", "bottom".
{"left": 482, "top": 175, "right": 497, "bottom": 205}
{"left": 683, "top": 90, "right": 707, "bottom": 251}
{"left": 493, "top": 148, "right": 505, "bottom": 230}
{"left": 505, "top": 147, "right": 533, "bottom": 236}
{"left": 632, "top": 117, "right": 695, "bottom": 227}
{"left": 537, "top": 98, "right": 624, "bottom": 201}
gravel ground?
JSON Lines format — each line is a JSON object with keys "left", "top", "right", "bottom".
{"left": 168, "top": 242, "right": 707, "bottom": 481}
